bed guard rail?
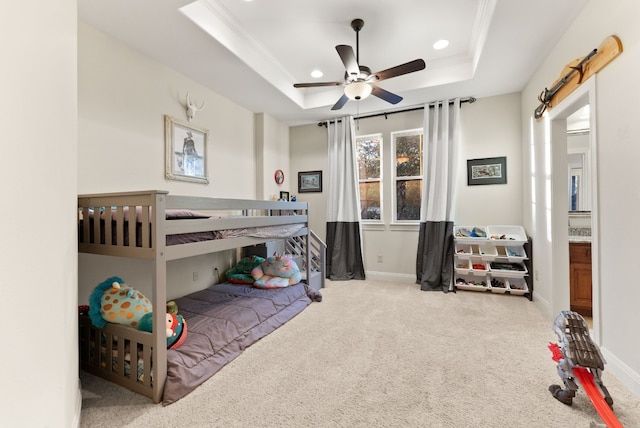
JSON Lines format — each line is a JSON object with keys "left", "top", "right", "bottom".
{"left": 286, "top": 229, "right": 325, "bottom": 290}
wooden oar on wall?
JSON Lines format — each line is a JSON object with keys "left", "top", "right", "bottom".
{"left": 534, "top": 35, "right": 623, "bottom": 120}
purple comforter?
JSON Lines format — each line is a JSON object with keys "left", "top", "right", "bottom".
{"left": 163, "top": 282, "right": 312, "bottom": 405}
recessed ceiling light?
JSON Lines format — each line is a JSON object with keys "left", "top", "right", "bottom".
{"left": 311, "top": 70, "right": 323, "bottom": 78}
{"left": 433, "top": 39, "right": 449, "bottom": 50}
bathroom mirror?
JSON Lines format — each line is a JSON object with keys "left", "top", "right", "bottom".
{"left": 567, "top": 105, "right": 591, "bottom": 212}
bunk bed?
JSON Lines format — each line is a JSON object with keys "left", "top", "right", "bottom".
{"left": 77, "top": 190, "right": 323, "bottom": 405}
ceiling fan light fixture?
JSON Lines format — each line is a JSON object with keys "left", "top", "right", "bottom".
{"left": 344, "top": 81, "right": 372, "bottom": 100}
{"left": 293, "top": 19, "right": 425, "bottom": 110}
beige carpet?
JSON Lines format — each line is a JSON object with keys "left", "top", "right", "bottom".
{"left": 79, "top": 279, "right": 640, "bottom": 427}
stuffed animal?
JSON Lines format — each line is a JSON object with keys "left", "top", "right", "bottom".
{"left": 89, "top": 276, "right": 152, "bottom": 329}
{"left": 88, "top": 277, "right": 187, "bottom": 349}
{"left": 225, "top": 255, "right": 265, "bottom": 284}
{"left": 138, "top": 303, "right": 188, "bottom": 350}
{"left": 251, "top": 254, "right": 301, "bottom": 289}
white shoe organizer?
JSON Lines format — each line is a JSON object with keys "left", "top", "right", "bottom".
{"left": 454, "top": 225, "right": 530, "bottom": 297}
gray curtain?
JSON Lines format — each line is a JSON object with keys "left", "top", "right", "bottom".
{"left": 416, "top": 99, "right": 461, "bottom": 291}
{"left": 326, "top": 116, "right": 365, "bottom": 280}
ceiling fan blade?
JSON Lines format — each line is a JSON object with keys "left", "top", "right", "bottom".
{"left": 336, "top": 45, "right": 360, "bottom": 77}
{"left": 371, "top": 85, "right": 403, "bottom": 105}
{"left": 372, "top": 59, "right": 426, "bottom": 82}
{"left": 294, "top": 82, "right": 342, "bottom": 88}
{"left": 331, "top": 94, "right": 350, "bottom": 110}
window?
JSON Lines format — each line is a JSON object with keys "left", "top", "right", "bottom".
{"left": 392, "top": 129, "right": 423, "bottom": 221}
{"left": 356, "top": 134, "right": 382, "bottom": 221}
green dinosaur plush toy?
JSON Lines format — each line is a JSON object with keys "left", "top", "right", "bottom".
{"left": 225, "top": 255, "right": 265, "bottom": 284}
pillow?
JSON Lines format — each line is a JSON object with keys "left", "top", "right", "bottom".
{"left": 165, "top": 209, "right": 210, "bottom": 220}
{"left": 228, "top": 278, "right": 255, "bottom": 285}
{"left": 89, "top": 206, "right": 210, "bottom": 222}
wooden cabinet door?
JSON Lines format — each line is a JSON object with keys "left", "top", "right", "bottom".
{"left": 569, "top": 243, "right": 592, "bottom": 317}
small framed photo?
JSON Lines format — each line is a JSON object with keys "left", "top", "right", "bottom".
{"left": 467, "top": 157, "right": 507, "bottom": 186}
{"left": 274, "top": 169, "right": 284, "bottom": 185}
{"left": 298, "top": 170, "right": 323, "bottom": 193}
{"left": 279, "top": 191, "right": 290, "bottom": 201}
{"left": 165, "top": 114, "right": 209, "bottom": 184}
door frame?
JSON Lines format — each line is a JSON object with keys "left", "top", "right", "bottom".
{"left": 548, "top": 76, "right": 600, "bottom": 343}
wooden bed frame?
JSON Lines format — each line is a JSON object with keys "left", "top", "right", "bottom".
{"left": 77, "top": 190, "right": 320, "bottom": 403}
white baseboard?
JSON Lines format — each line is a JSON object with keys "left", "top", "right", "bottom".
{"left": 365, "top": 271, "right": 416, "bottom": 283}
{"left": 72, "top": 378, "right": 82, "bottom": 428}
{"left": 601, "top": 346, "right": 640, "bottom": 398}
{"left": 532, "top": 290, "right": 552, "bottom": 317}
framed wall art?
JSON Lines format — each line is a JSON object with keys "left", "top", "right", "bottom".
{"left": 467, "top": 156, "right": 507, "bottom": 186}
{"left": 298, "top": 170, "right": 323, "bottom": 193}
{"left": 165, "top": 114, "right": 209, "bottom": 184}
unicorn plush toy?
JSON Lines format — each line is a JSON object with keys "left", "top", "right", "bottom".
{"left": 251, "top": 254, "right": 301, "bottom": 289}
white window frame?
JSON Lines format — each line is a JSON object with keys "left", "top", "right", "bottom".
{"left": 356, "top": 133, "right": 383, "bottom": 224}
{"left": 391, "top": 128, "right": 423, "bottom": 225}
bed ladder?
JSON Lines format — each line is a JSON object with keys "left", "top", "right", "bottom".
{"left": 286, "top": 230, "right": 325, "bottom": 290}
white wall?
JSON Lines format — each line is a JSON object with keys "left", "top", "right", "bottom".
{"left": 457, "top": 94, "right": 523, "bottom": 225}
{"left": 290, "top": 93, "right": 523, "bottom": 280}
{"left": 290, "top": 124, "right": 329, "bottom": 241}
{"left": 77, "top": 25, "right": 291, "bottom": 303}
{"left": 568, "top": 133, "right": 590, "bottom": 154}
{"left": 0, "top": 1, "right": 81, "bottom": 427}
{"left": 255, "top": 113, "right": 290, "bottom": 201}
{"left": 521, "top": 0, "right": 640, "bottom": 395}
{"left": 78, "top": 23, "right": 256, "bottom": 198}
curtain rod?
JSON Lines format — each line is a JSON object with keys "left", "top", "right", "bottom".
{"left": 317, "top": 96, "right": 476, "bottom": 127}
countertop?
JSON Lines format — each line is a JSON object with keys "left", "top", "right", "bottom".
{"left": 569, "top": 236, "right": 592, "bottom": 243}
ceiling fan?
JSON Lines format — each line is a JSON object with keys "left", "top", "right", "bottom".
{"left": 293, "top": 18, "right": 426, "bottom": 110}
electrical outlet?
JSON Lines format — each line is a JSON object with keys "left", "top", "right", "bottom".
{"left": 377, "top": 254, "right": 383, "bottom": 263}
{"left": 193, "top": 271, "right": 199, "bottom": 282}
